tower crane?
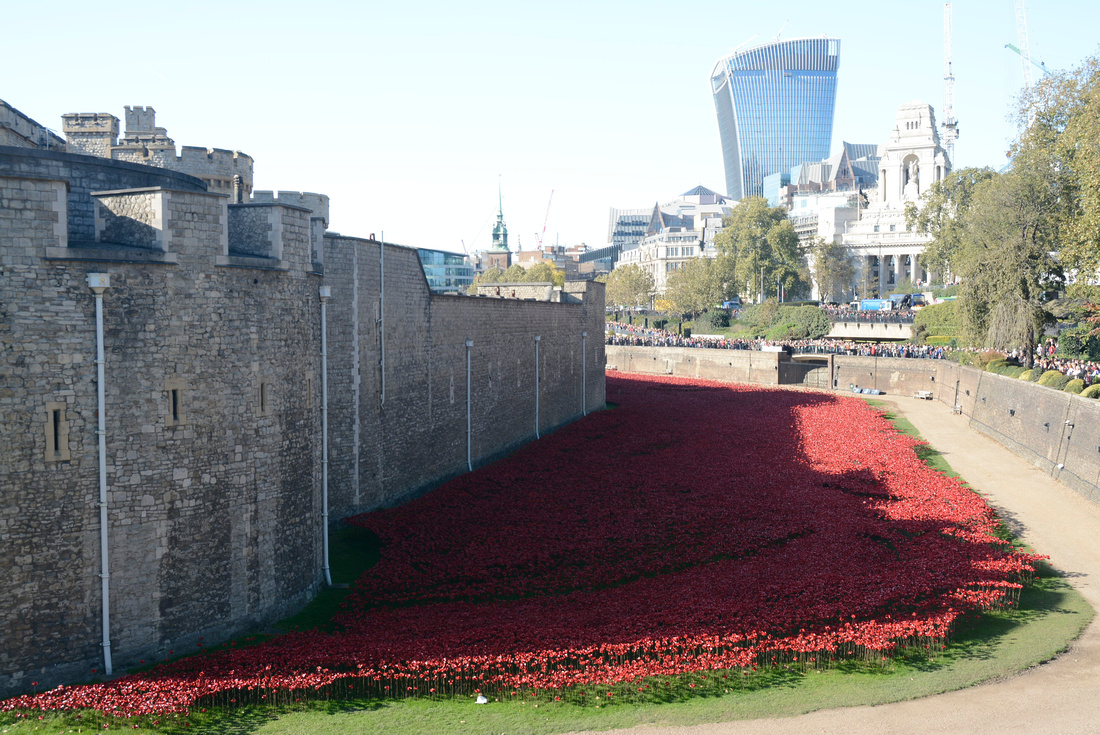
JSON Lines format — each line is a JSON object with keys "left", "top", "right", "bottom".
{"left": 1004, "top": 43, "right": 1048, "bottom": 78}
{"left": 534, "top": 190, "right": 554, "bottom": 249}
{"left": 942, "top": 2, "right": 959, "bottom": 164}
{"left": 1013, "top": 0, "right": 1036, "bottom": 90}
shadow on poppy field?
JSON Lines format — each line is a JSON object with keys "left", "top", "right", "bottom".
{"left": 1, "top": 374, "right": 1052, "bottom": 728}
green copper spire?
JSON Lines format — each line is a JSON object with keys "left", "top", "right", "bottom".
{"left": 491, "top": 180, "right": 509, "bottom": 252}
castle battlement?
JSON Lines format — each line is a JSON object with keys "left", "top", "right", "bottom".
{"left": 251, "top": 190, "right": 329, "bottom": 226}
{"left": 61, "top": 112, "right": 120, "bottom": 135}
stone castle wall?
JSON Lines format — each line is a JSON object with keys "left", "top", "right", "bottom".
{"left": 322, "top": 237, "right": 604, "bottom": 519}
{"left": 0, "top": 146, "right": 603, "bottom": 696}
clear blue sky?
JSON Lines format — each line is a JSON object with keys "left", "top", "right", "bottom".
{"left": 7, "top": 1, "right": 1099, "bottom": 254}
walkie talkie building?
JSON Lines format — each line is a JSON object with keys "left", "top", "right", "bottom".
{"left": 711, "top": 38, "right": 840, "bottom": 201}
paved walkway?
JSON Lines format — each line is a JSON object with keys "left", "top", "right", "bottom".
{"left": 578, "top": 395, "right": 1100, "bottom": 735}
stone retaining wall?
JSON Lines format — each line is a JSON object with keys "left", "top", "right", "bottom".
{"left": 608, "top": 345, "right": 1100, "bottom": 506}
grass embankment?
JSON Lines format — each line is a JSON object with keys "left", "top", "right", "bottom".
{"left": 2, "top": 406, "right": 1092, "bottom": 735}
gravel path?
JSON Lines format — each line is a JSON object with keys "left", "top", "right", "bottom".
{"left": 574, "top": 394, "right": 1100, "bottom": 735}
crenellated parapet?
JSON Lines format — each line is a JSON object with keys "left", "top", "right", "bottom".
{"left": 251, "top": 190, "right": 328, "bottom": 227}
{"left": 175, "top": 147, "right": 254, "bottom": 199}
{"left": 59, "top": 106, "right": 254, "bottom": 201}
{"left": 61, "top": 112, "right": 120, "bottom": 157}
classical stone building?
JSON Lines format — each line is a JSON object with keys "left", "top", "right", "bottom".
{"left": 0, "top": 102, "right": 604, "bottom": 696}
{"left": 840, "top": 101, "right": 951, "bottom": 295}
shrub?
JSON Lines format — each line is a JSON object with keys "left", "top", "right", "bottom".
{"left": 701, "top": 310, "right": 730, "bottom": 330}
{"left": 1082, "top": 384, "right": 1100, "bottom": 399}
{"left": 914, "top": 301, "right": 958, "bottom": 336}
{"left": 1018, "top": 369, "right": 1036, "bottom": 381}
{"left": 777, "top": 305, "right": 832, "bottom": 339}
{"left": 1065, "top": 379, "right": 1085, "bottom": 394}
{"left": 926, "top": 335, "right": 954, "bottom": 346}
{"left": 1056, "top": 324, "right": 1100, "bottom": 361}
{"left": 1037, "top": 370, "right": 1070, "bottom": 389}
{"left": 986, "top": 358, "right": 1011, "bottom": 373}
{"left": 1005, "top": 366, "right": 1028, "bottom": 378}
{"left": 765, "top": 322, "right": 800, "bottom": 340}
{"left": 740, "top": 301, "right": 778, "bottom": 331}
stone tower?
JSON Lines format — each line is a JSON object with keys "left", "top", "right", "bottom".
{"left": 484, "top": 185, "right": 512, "bottom": 270}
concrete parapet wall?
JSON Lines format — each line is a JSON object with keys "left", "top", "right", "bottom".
{"left": 826, "top": 320, "right": 913, "bottom": 340}
{"left": 605, "top": 345, "right": 782, "bottom": 385}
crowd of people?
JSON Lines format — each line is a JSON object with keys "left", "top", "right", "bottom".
{"left": 605, "top": 322, "right": 1100, "bottom": 384}
{"left": 819, "top": 304, "right": 917, "bottom": 323}
{"left": 606, "top": 322, "right": 947, "bottom": 359}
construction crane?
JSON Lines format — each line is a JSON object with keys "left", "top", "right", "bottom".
{"left": 1014, "top": 0, "right": 1036, "bottom": 90}
{"left": 534, "top": 190, "right": 554, "bottom": 249}
{"left": 942, "top": 2, "right": 959, "bottom": 164}
{"left": 1004, "top": 43, "right": 1048, "bottom": 78}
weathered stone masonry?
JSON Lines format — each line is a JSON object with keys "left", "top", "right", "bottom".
{"left": 0, "top": 143, "right": 605, "bottom": 696}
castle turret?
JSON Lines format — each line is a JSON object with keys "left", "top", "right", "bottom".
{"left": 61, "top": 112, "right": 119, "bottom": 157}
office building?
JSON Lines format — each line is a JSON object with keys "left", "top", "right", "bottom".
{"left": 711, "top": 37, "right": 840, "bottom": 200}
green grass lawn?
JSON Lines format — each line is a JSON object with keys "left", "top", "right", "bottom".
{"left": 2, "top": 401, "right": 1093, "bottom": 735}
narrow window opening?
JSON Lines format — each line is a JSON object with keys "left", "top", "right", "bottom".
{"left": 45, "top": 402, "right": 70, "bottom": 461}
{"left": 171, "top": 389, "right": 180, "bottom": 423}
{"left": 51, "top": 409, "right": 61, "bottom": 456}
{"left": 260, "top": 382, "right": 268, "bottom": 414}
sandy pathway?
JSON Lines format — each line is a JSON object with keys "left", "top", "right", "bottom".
{"left": 574, "top": 395, "right": 1100, "bottom": 735}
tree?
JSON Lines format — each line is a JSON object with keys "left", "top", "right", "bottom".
{"left": 952, "top": 153, "right": 1064, "bottom": 364}
{"left": 1017, "top": 54, "right": 1100, "bottom": 276}
{"left": 604, "top": 264, "right": 654, "bottom": 310}
{"left": 714, "top": 197, "right": 806, "bottom": 302}
{"left": 502, "top": 264, "right": 527, "bottom": 282}
{"left": 664, "top": 258, "right": 722, "bottom": 319}
{"left": 467, "top": 266, "right": 503, "bottom": 294}
{"left": 522, "top": 261, "right": 565, "bottom": 288}
{"left": 810, "top": 238, "right": 855, "bottom": 303}
{"left": 905, "top": 167, "right": 997, "bottom": 284}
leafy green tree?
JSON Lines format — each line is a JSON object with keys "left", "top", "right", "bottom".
{"left": 502, "top": 264, "right": 527, "bottom": 282}
{"left": 905, "top": 167, "right": 997, "bottom": 283}
{"left": 952, "top": 154, "right": 1064, "bottom": 364}
{"left": 809, "top": 237, "right": 855, "bottom": 303}
{"left": 1018, "top": 54, "right": 1100, "bottom": 276}
{"left": 664, "top": 257, "right": 723, "bottom": 319}
{"left": 467, "top": 266, "right": 503, "bottom": 294}
{"left": 522, "top": 261, "right": 565, "bottom": 288}
{"left": 604, "top": 264, "right": 654, "bottom": 310}
{"left": 714, "top": 197, "right": 805, "bottom": 302}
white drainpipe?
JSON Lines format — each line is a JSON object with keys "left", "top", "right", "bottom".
{"left": 319, "top": 286, "right": 332, "bottom": 587}
{"left": 582, "top": 331, "right": 587, "bottom": 416}
{"left": 86, "top": 273, "right": 113, "bottom": 676}
{"left": 534, "top": 335, "right": 541, "bottom": 439}
{"left": 378, "top": 233, "right": 385, "bottom": 408}
{"left": 465, "top": 340, "right": 473, "bottom": 471}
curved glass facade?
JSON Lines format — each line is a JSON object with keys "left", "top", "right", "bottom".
{"left": 712, "top": 38, "right": 840, "bottom": 201}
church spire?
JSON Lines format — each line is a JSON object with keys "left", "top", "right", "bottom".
{"left": 491, "top": 179, "right": 509, "bottom": 252}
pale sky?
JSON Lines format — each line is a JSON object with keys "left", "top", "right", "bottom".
{"left": 6, "top": 1, "right": 1099, "bottom": 255}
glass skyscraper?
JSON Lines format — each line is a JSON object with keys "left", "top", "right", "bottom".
{"left": 711, "top": 38, "right": 840, "bottom": 201}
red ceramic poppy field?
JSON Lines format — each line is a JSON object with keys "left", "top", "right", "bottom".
{"left": 3, "top": 373, "right": 1041, "bottom": 720}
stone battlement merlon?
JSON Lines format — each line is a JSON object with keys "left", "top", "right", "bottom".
{"left": 251, "top": 190, "right": 329, "bottom": 226}
{"left": 123, "top": 105, "right": 163, "bottom": 136}
{"left": 61, "top": 112, "right": 120, "bottom": 135}
{"left": 178, "top": 146, "right": 254, "bottom": 166}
